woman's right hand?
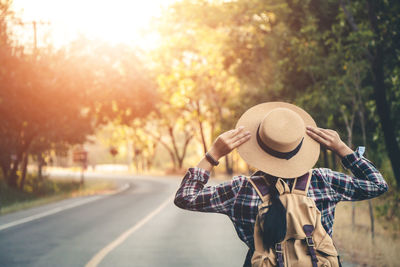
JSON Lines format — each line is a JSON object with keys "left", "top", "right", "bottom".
{"left": 208, "top": 126, "right": 251, "bottom": 160}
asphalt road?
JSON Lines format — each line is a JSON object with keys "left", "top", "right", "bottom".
{"left": 0, "top": 174, "right": 248, "bottom": 267}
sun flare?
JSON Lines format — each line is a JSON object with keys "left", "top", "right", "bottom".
{"left": 12, "top": 0, "right": 175, "bottom": 49}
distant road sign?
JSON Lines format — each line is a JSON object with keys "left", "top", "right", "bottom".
{"left": 109, "top": 147, "right": 118, "bottom": 157}
{"left": 73, "top": 149, "right": 88, "bottom": 185}
{"left": 73, "top": 150, "right": 88, "bottom": 163}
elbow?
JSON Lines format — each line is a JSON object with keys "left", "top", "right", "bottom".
{"left": 174, "top": 171, "right": 195, "bottom": 209}
{"left": 381, "top": 181, "right": 389, "bottom": 194}
{"left": 378, "top": 173, "right": 389, "bottom": 194}
{"left": 174, "top": 192, "right": 186, "bottom": 209}
{"left": 373, "top": 178, "right": 389, "bottom": 198}
{"left": 174, "top": 196, "right": 182, "bottom": 208}
{"left": 174, "top": 192, "right": 195, "bottom": 210}
{"left": 372, "top": 171, "right": 389, "bottom": 196}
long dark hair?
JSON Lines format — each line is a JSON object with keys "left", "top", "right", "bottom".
{"left": 261, "top": 179, "right": 287, "bottom": 250}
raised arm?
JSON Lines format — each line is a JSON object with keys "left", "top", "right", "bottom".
{"left": 174, "top": 126, "right": 251, "bottom": 214}
{"left": 314, "top": 148, "right": 388, "bottom": 201}
{"left": 307, "top": 126, "right": 388, "bottom": 201}
{"left": 174, "top": 168, "right": 246, "bottom": 214}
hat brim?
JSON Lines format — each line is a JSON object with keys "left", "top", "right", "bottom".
{"left": 236, "top": 102, "right": 320, "bottom": 178}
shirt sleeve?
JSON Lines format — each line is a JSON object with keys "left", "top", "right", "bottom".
{"left": 315, "top": 147, "right": 388, "bottom": 202}
{"left": 174, "top": 167, "right": 245, "bottom": 215}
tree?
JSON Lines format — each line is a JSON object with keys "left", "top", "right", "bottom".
{"left": 151, "top": 5, "right": 243, "bottom": 171}
{"left": 0, "top": 10, "right": 157, "bottom": 190}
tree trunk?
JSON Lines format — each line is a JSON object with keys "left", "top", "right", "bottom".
{"left": 141, "top": 156, "right": 145, "bottom": 172}
{"left": 134, "top": 156, "right": 140, "bottom": 173}
{"left": 225, "top": 155, "right": 233, "bottom": 175}
{"left": 146, "top": 143, "right": 157, "bottom": 170}
{"left": 341, "top": 0, "right": 400, "bottom": 187}
{"left": 340, "top": 106, "right": 356, "bottom": 229}
{"left": 37, "top": 153, "right": 44, "bottom": 181}
{"left": 168, "top": 126, "right": 180, "bottom": 166}
{"left": 143, "top": 128, "right": 177, "bottom": 170}
{"left": 80, "top": 166, "right": 84, "bottom": 185}
{"left": 233, "top": 151, "right": 239, "bottom": 174}
{"left": 1, "top": 157, "right": 11, "bottom": 182}
{"left": 146, "top": 158, "right": 152, "bottom": 171}
{"left": 196, "top": 100, "right": 208, "bottom": 154}
{"left": 210, "top": 121, "right": 215, "bottom": 146}
{"left": 7, "top": 134, "right": 35, "bottom": 188}
{"left": 178, "top": 133, "right": 193, "bottom": 169}
{"left": 351, "top": 202, "right": 356, "bottom": 230}
{"left": 358, "top": 102, "right": 375, "bottom": 241}
{"left": 346, "top": 139, "right": 356, "bottom": 229}
{"left": 322, "top": 148, "right": 329, "bottom": 168}
{"left": 165, "top": 146, "right": 177, "bottom": 170}
{"left": 8, "top": 156, "right": 20, "bottom": 188}
{"left": 19, "top": 152, "right": 29, "bottom": 190}
{"left": 331, "top": 152, "right": 337, "bottom": 170}
{"left": 169, "top": 125, "right": 193, "bottom": 170}
{"left": 367, "top": 0, "right": 400, "bottom": 188}
{"left": 368, "top": 200, "right": 375, "bottom": 241}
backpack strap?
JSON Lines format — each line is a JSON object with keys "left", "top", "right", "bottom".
{"left": 275, "top": 243, "right": 285, "bottom": 267}
{"left": 275, "top": 178, "right": 291, "bottom": 195}
{"left": 291, "top": 171, "right": 312, "bottom": 195}
{"left": 248, "top": 175, "right": 271, "bottom": 202}
{"left": 303, "top": 225, "right": 318, "bottom": 267}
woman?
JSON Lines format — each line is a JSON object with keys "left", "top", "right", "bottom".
{"left": 174, "top": 102, "right": 388, "bottom": 266}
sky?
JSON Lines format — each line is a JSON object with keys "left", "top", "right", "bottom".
{"left": 11, "top": 0, "right": 177, "bottom": 49}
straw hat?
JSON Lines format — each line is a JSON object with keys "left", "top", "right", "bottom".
{"left": 236, "top": 102, "right": 320, "bottom": 178}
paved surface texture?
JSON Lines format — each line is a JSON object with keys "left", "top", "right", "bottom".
{"left": 0, "top": 175, "right": 247, "bottom": 266}
{"left": 0, "top": 173, "right": 355, "bottom": 267}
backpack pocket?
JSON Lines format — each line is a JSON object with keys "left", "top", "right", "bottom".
{"left": 315, "top": 232, "right": 339, "bottom": 267}
{"left": 315, "top": 250, "right": 339, "bottom": 267}
{"left": 251, "top": 250, "right": 276, "bottom": 267}
{"left": 315, "top": 232, "right": 338, "bottom": 256}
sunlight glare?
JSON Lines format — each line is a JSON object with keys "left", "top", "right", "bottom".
{"left": 12, "top": 0, "right": 176, "bottom": 49}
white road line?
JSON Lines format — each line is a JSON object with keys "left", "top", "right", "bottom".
{"left": 0, "top": 183, "right": 130, "bottom": 232}
{"left": 0, "top": 196, "right": 103, "bottom": 232}
{"left": 85, "top": 194, "right": 175, "bottom": 267}
{"left": 115, "top": 183, "right": 130, "bottom": 193}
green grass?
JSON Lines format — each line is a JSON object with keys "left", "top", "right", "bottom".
{"left": 0, "top": 177, "right": 117, "bottom": 215}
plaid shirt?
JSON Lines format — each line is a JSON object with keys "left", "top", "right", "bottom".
{"left": 174, "top": 147, "right": 388, "bottom": 263}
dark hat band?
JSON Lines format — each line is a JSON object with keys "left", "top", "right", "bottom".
{"left": 256, "top": 125, "right": 304, "bottom": 160}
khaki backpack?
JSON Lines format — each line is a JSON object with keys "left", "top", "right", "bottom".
{"left": 248, "top": 171, "right": 340, "bottom": 267}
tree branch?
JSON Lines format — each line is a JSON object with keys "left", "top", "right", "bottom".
{"left": 339, "top": 0, "right": 358, "bottom": 32}
{"left": 339, "top": 0, "right": 373, "bottom": 61}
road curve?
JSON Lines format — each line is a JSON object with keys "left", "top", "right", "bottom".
{"left": 0, "top": 175, "right": 247, "bottom": 267}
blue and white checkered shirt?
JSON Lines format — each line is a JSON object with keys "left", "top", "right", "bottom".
{"left": 174, "top": 148, "right": 388, "bottom": 265}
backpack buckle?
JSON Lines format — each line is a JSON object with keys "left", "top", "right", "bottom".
{"left": 275, "top": 243, "right": 283, "bottom": 253}
{"left": 306, "top": 236, "right": 314, "bottom": 247}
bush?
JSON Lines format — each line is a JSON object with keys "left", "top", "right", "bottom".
{"left": 373, "top": 159, "right": 400, "bottom": 231}
{"left": 22, "top": 174, "right": 81, "bottom": 196}
{"left": 0, "top": 174, "right": 81, "bottom": 209}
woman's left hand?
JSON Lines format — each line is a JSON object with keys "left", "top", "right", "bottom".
{"left": 208, "top": 126, "right": 251, "bottom": 160}
{"left": 306, "top": 126, "right": 353, "bottom": 158}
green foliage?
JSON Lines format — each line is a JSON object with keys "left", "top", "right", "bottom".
{"left": 22, "top": 174, "right": 81, "bottom": 196}
{"left": 374, "top": 157, "right": 400, "bottom": 228}
{"left": 153, "top": 0, "right": 400, "bottom": 219}
{"left": 0, "top": 173, "right": 116, "bottom": 215}
{"left": 1, "top": 0, "right": 399, "bottom": 226}
{"left": 0, "top": 175, "right": 80, "bottom": 207}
